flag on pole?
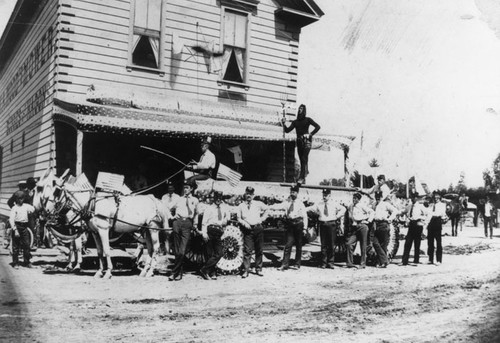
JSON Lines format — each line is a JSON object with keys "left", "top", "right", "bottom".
{"left": 217, "top": 163, "right": 242, "bottom": 187}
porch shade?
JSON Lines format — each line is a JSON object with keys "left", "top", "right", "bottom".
{"left": 52, "top": 98, "right": 353, "bottom": 150}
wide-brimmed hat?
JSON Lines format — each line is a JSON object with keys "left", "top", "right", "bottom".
{"left": 290, "top": 185, "right": 300, "bottom": 192}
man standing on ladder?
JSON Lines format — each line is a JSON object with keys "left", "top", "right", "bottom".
{"left": 281, "top": 104, "right": 321, "bottom": 184}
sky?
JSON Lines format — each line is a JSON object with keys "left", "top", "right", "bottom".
{"left": 298, "top": 0, "right": 500, "bottom": 189}
{"left": 1, "top": 0, "right": 499, "bottom": 189}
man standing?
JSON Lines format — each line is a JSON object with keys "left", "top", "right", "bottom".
{"left": 484, "top": 196, "right": 494, "bottom": 239}
{"left": 373, "top": 192, "right": 398, "bottom": 268}
{"left": 160, "top": 182, "right": 180, "bottom": 255}
{"left": 346, "top": 193, "right": 374, "bottom": 269}
{"left": 427, "top": 192, "right": 447, "bottom": 265}
{"left": 187, "top": 137, "right": 217, "bottom": 184}
{"left": 169, "top": 181, "right": 199, "bottom": 281}
{"left": 199, "top": 191, "right": 230, "bottom": 280}
{"left": 9, "top": 191, "right": 35, "bottom": 268}
{"left": 5, "top": 181, "right": 28, "bottom": 249}
{"left": 275, "top": 185, "right": 308, "bottom": 271}
{"left": 281, "top": 104, "right": 321, "bottom": 184}
{"left": 237, "top": 186, "right": 268, "bottom": 278}
{"left": 308, "top": 189, "right": 346, "bottom": 269}
{"left": 401, "top": 192, "right": 427, "bottom": 266}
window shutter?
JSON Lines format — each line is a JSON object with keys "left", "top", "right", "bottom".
{"left": 135, "top": 0, "right": 161, "bottom": 31}
{"left": 224, "top": 10, "right": 246, "bottom": 48}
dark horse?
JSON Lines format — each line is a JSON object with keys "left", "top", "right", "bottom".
{"left": 446, "top": 199, "right": 461, "bottom": 237}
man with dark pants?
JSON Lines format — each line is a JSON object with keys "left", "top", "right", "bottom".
{"left": 281, "top": 104, "right": 321, "bottom": 184}
{"left": 199, "top": 191, "right": 230, "bottom": 280}
{"left": 373, "top": 192, "right": 398, "bottom": 268}
{"left": 346, "top": 193, "right": 374, "bottom": 269}
{"left": 169, "top": 181, "right": 199, "bottom": 281}
{"left": 401, "top": 192, "right": 427, "bottom": 265}
{"left": 427, "top": 192, "right": 447, "bottom": 265}
{"left": 9, "top": 191, "right": 36, "bottom": 268}
{"left": 237, "top": 186, "right": 268, "bottom": 278}
{"left": 275, "top": 185, "right": 308, "bottom": 271}
{"left": 308, "top": 188, "right": 346, "bottom": 269}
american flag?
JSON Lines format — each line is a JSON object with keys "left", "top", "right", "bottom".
{"left": 217, "top": 163, "right": 242, "bottom": 187}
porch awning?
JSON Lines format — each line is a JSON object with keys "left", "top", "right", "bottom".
{"left": 52, "top": 98, "right": 354, "bottom": 150}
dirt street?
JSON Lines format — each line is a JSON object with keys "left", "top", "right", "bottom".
{"left": 1, "top": 223, "right": 500, "bottom": 343}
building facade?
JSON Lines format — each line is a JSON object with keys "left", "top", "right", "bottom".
{"left": 0, "top": 0, "right": 353, "bottom": 217}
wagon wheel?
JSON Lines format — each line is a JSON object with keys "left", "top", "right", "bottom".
{"left": 216, "top": 224, "right": 244, "bottom": 274}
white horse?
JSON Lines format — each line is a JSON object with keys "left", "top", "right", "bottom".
{"left": 63, "top": 175, "right": 170, "bottom": 279}
{"left": 33, "top": 168, "right": 86, "bottom": 271}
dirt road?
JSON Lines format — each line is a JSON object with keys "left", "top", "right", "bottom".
{"left": 1, "top": 223, "right": 500, "bottom": 343}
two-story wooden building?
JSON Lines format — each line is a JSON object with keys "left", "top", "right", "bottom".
{"left": 0, "top": 0, "right": 354, "bottom": 217}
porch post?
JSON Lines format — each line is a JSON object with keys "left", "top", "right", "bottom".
{"left": 76, "top": 129, "right": 83, "bottom": 175}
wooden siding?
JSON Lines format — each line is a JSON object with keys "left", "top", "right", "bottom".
{"left": 0, "top": 1, "right": 58, "bottom": 217}
{"left": 59, "top": 0, "right": 302, "bottom": 112}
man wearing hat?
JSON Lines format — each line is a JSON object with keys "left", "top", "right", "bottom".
{"left": 199, "top": 191, "right": 230, "bottom": 280}
{"left": 186, "top": 137, "right": 217, "bottom": 184}
{"left": 9, "top": 191, "right": 36, "bottom": 268}
{"left": 5, "top": 181, "right": 28, "bottom": 249}
{"left": 237, "top": 186, "right": 269, "bottom": 278}
{"left": 401, "top": 192, "right": 427, "bottom": 266}
{"left": 373, "top": 191, "right": 398, "bottom": 268}
{"left": 346, "top": 193, "right": 374, "bottom": 268}
{"left": 169, "top": 180, "right": 199, "bottom": 281}
{"left": 272, "top": 185, "right": 308, "bottom": 271}
{"left": 363, "top": 175, "right": 391, "bottom": 201}
{"left": 307, "top": 189, "right": 346, "bottom": 269}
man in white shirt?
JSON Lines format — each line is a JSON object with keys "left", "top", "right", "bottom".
{"left": 169, "top": 181, "right": 199, "bottom": 281}
{"left": 186, "top": 137, "right": 217, "bottom": 184}
{"left": 199, "top": 191, "right": 230, "bottom": 280}
{"left": 308, "top": 188, "right": 346, "bottom": 269}
{"left": 159, "top": 182, "right": 180, "bottom": 255}
{"left": 427, "top": 192, "right": 447, "bottom": 265}
{"left": 9, "top": 191, "right": 35, "bottom": 268}
{"left": 274, "top": 185, "right": 308, "bottom": 271}
{"left": 346, "top": 193, "right": 375, "bottom": 268}
{"left": 484, "top": 196, "right": 494, "bottom": 239}
{"left": 237, "top": 186, "right": 269, "bottom": 278}
{"left": 373, "top": 192, "right": 398, "bottom": 268}
{"left": 401, "top": 192, "right": 426, "bottom": 265}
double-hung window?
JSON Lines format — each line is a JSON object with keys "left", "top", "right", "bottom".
{"left": 128, "top": 0, "right": 164, "bottom": 73}
{"left": 220, "top": 8, "right": 249, "bottom": 87}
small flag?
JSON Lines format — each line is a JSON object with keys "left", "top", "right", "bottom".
{"left": 217, "top": 163, "right": 242, "bottom": 187}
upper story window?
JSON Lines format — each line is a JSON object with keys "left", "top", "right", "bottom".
{"left": 220, "top": 8, "right": 250, "bottom": 87}
{"left": 128, "top": 0, "right": 164, "bottom": 74}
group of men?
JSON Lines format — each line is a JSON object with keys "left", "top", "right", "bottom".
{"left": 160, "top": 171, "right": 451, "bottom": 282}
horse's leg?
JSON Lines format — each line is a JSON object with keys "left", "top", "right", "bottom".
{"left": 91, "top": 231, "right": 104, "bottom": 278}
{"left": 98, "top": 228, "right": 113, "bottom": 279}
{"left": 66, "top": 240, "right": 76, "bottom": 271}
{"left": 139, "top": 229, "right": 151, "bottom": 277}
{"left": 146, "top": 226, "right": 160, "bottom": 277}
{"left": 73, "top": 236, "right": 83, "bottom": 272}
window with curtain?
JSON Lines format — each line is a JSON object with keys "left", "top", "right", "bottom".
{"left": 221, "top": 9, "right": 248, "bottom": 84}
{"left": 130, "top": 0, "right": 162, "bottom": 69}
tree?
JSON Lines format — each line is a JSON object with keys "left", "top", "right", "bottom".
{"left": 369, "top": 158, "right": 380, "bottom": 168}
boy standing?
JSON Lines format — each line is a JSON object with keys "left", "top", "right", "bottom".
{"left": 9, "top": 191, "right": 35, "bottom": 268}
